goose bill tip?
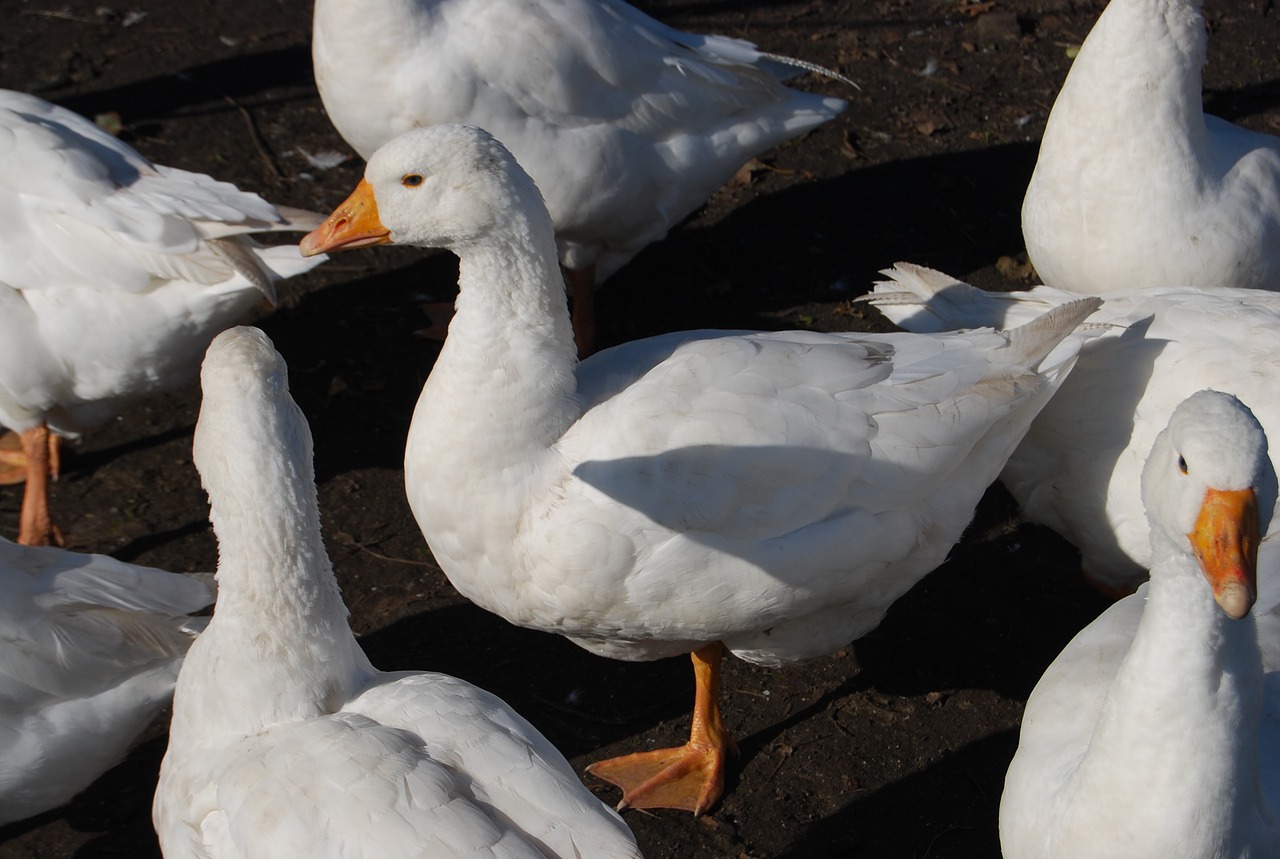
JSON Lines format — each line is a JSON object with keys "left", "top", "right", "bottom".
{"left": 1214, "top": 580, "right": 1256, "bottom": 620}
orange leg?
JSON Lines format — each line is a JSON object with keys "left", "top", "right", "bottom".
{"left": 586, "top": 642, "right": 738, "bottom": 817}
{"left": 0, "top": 431, "right": 24, "bottom": 485}
{"left": 0, "top": 430, "right": 61, "bottom": 484}
{"left": 16, "top": 424, "right": 63, "bottom": 547}
{"left": 566, "top": 265, "right": 597, "bottom": 358}
{"left": 47, "top": 431, "right": 61, "bottom": 482}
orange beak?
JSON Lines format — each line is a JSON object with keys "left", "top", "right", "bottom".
{"left": 299, "top": 179, "right": 391, "bottom": 257}
{"left": 1189, "top": 486, "right": 1259, "bottom": 620}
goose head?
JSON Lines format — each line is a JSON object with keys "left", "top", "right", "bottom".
{"left": 194, "top": 326, "right": 317, "bottom": 539}
{"left": 1141, "top": 390, "right": 1276, "bottom": 619}
{"left": 300, "top": 124, "right": 549, "bottom": 257}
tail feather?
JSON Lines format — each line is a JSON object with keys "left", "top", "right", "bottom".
{"left": 862, "top": 262, "right": 1095, "bottom": 333}
{"left": 1000, "top": 296, "right": 1101, "bottom": 369}
{"left": 271, "top": 206, "right": 327, "bottom": 231}
{"left": 253, "top": 243, "right": 328, "bottom": 284}
{"left": 208, "top": 237, "right": 280, "bottom": 304}
{"left": 864, "top": 264, "right": 1101, "bottom": 370}
{"left": 861, "top": 263, "right": 1000, "bottom": 331}
{"left": 758, "top": 52, "right": 860, "bottom": 89}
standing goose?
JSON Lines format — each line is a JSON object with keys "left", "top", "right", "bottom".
{"left": 311, "top": 0, "right": 848, "bottom": 352}
{"left": 0, "top": 89, "right": 326, "bottom": 546}
{"left": 999, "top": 390, "right": 1280, "bottom": 859}
{"left": 865, "top": 263, "right": 1280, "bottom": 594}
{"left": 153, "top": 326, "right": 640, "bottom": 859}
{"left": 300, "top": 124, "right": 1100, "bottom": 815}
{"left": 1021, "top": 0, "right": 1280, "bottom": 294}
{"left": 0, "top": 537, "right": 213, "bottom": 826}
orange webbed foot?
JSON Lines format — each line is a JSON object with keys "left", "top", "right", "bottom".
{"left": 587, "top": 642, "right": 736, "bottom": 816}
{"left": 586, "top": 734, "right": 737, "bottom": 816}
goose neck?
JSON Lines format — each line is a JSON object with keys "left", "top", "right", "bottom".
{"left": 422, "top": 211, "right": 580, "bottom": 449}
{"left": 1067, "top": 543, "right": 1264, "bottom": 848}
{"left": 177, "top": 447, "right": 366, "bottom": 737}
{"left": 1065, "top": 0, "right": 1208, "bottom": 135}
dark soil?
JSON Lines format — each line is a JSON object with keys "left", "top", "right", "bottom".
{"left": 1, "top": 1, "right": 1277, "bottom": 857}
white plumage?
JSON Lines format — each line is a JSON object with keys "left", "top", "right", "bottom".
{"left": 1021, "top": 0, "right": 1280, "bottom": 295}
{"left": 0, "top": 537, "right": 213, "bottom": 826}
{"left": 153, "top": 326, "right": 640, "bottom": 859}
{"left": 0, "top": 88, "right": 325, "bottom": 545}
{"left": 311, "top": 0, "right": 847, "bottom": 350}
{"left": 866, "top": 263, "right": 1280, "bottom": 594}
{"left": 300, "top": 123, "right": 1099, "bottom": 814}
{"left": 999, "top": 390, "right": 1280, "bottom": 859}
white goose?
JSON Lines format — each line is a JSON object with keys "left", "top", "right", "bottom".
{"left": 0, "top": 537, "right": 213, "bottom": 826}
{"left": 311, "top": 0, "right": 848, "bottom": 352}
{"left": 1021, "top": 0, "right": 1280, "bottom": 295}
{"left": 0, "top": 89, "right": 325, "bottom": 546}
{"left": 153, "top": 326, "right": 640, "bottom": 858}
{"left": 299, "top": 124, "right": 1099, "bottom": 815}
{"left": 999, "top": 390, "right": 1280, "bottom": 859}
{"left": 865, "top": 264, "right": 1280, "bottom": 595}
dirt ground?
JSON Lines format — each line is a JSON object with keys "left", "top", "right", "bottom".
{"left": 1, "top": 0, "right": 1278, "bottom": 856}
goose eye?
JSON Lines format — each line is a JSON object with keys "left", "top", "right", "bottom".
{"left": 1178, "top": 455, "right": 1189, "bottom": 474}
{"left": 402, "top": 174, "right": 424, "bottom": 188}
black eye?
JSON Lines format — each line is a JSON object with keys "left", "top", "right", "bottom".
{"left": 1178, "top": 455, "right": 1189, "bottom": 474}
{"left": 402, "top": 174, "right": 424, "bottom": 187}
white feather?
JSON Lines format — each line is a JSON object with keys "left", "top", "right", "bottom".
{"left": 0, "top": 89, "right": 326, "bottom": 437}
{"left": 866, "top": 262, "right": 1280, "bottom": 597}
{"left": 1000, "top": 391, "right": 1280, "bottom": 858}
{"left": 325, "top": 125, "right": 1097, "bottom": 709}
{"left": 311, "top": 0, "right": 847, "bottom": 281}
{"left": 153, "top": 327, "right": 639, "bottom": 859}
{"left": 0, "top": 538, "right": 212, "bottom": 826}
{"left": 1021, "top": 0, "right": 1280, "bottom": 295}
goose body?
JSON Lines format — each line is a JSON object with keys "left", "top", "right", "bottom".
{"left": 999, "top": 390, "right": 1280, "bottom": 858}
{"left": 0, "top": 537, "right": 213, "bottom": 826}
{"left": 153, "top": 327, "right": 639, "bottom": 859}
{"left": 0, "top": 88, "right": 325, "bottom": 544}
{"left": 1021, "top": 0, "right": 1280, "bottom": 294}
{"left": 301, "top": 123, "right": 1099, "bottom": 813}
{"left": 866, "top": 263, "right": 1280, "bottom": 594}
{"left": 311, "top": 0, "right": 846, "bottom": 350}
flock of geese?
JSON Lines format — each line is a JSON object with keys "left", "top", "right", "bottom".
{"left": 2, "top": 0, "right": 1279, "bottom": 856}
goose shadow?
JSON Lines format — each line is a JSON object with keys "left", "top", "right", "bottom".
{"left": 648, "top": 0, "right": 980, "bottom": 34}
{"left": 595, "top": 141, "right": 1041, "bottom": 346}
{"left": 355, "top": 600, "right": 693, "bottom": 760}
{"left": 36, "top": 44, "right": 317, "bottom": 136}
{"left": 852, "top": 479, "right": 1112, "bottom": 702}
{"left": 772, "top": 730, "right": 1021, "bottom": 859}
{"left": 1203, "top": 76, "right": 1280, "bottom": 125}
{"left": 255, "top": 252, "right": 459, "bottom": 481}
